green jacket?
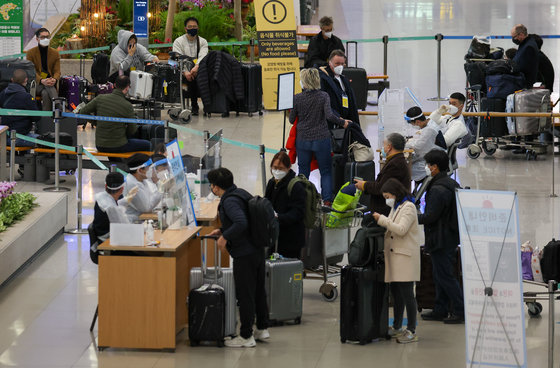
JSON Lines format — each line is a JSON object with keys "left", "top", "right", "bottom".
{"left": 80, "top": 89, "right": 137, "bottom": 148}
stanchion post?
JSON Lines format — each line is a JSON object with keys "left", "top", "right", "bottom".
{"left": 9, "top": 129, "right": 16, "bottom": 182}
{"left": 110, "top": 164, "right": 117, "bottom": 173}
{"left": 66, "top": 145, "right": 87, "bottom": 234}
{"left": 428, "top": 34, "right": 446, "bottom": 102}
{"left": 382, "top": 35, "right": 389, "bottom": 78}
{"left": 259, "top": 144, "right": 266, "bottom": 195}
{"left": 547, "top": 280, "right": 555, "bottom": 368}
{"left": 551, "top": 123, "right": 557, "bottom": 197}
{"left": 44, "top": 98, "right": 70, "bottom": 192}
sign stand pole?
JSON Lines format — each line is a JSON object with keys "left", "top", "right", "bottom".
{"left": 282, "top": 110, "right": 287, "bottom": 150}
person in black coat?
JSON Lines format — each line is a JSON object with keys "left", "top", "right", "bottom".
{"left": 0, "top": 69, "right": 40, "bottom": 146}
{"left": 511, "top": 24, "right": 539, "bottom": 88}
{"left": 417, "top": 149, "right": 464, "bottom": 324}
{"left": 531, "top": 34, "right": 555, "bottom": 92}
{"left": 265, "top": 151, "right": 306, "bottom": 259}
{"left": 304, "top": 16, "right": 345, "bottom": 68}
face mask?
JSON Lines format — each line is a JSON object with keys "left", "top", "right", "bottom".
{"left": 39, "top": 38, "right": 50, "bottom": 47}
{"left": 272, "top": 169, "right": 288, "bottom": 181}
{"left": 187, "top": 28, "right": 198, "bottom": 37}
{"left": 425, "top": 165, "right": 432, "bottom": 177}
{"left": 323, "top": 31, "right": 333, "bottom": 38}
{"left": 333, "top": 65, "right": 344, "bottom": 75}
{"left": 448, "top": 105, "right": 459, "bottom": 115}
{"left": 512, "top": 36, "right": 521, "bottom": 45}
{"left": 385, "top": 198, "right": 395, "bottom": 208}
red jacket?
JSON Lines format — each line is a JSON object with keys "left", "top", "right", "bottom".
{"left": 286, "top": 117, "right": 319, "bottom": 171}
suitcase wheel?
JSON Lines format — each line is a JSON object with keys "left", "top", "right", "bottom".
{"left": 259, "top": 111, "right": 263, "bottom": 116}
{"left": 321, "top": 287, "right": 338, "bottom": 302}
{"left": 190, "top": 340, "right": 199, "bottom": 347}
{"left": 294, "top": 317, "right": 301, "bottom": 325}
{"left": 340, "top": 337, "right": 346, "bottom": 343}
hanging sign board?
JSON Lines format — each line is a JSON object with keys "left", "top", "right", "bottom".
{"left": 0, "top": 0, "right": 23, "bottom": 57}
{"left": 133, "top": 0, "right": 149, "bottom": 41}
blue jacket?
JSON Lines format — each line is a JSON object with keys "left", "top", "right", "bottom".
{"left": 219, "top": 185, "right": 256, "bottom": 258}
{"left": 0, "top": 83, "right": 39, "bottom": 135}
{"left": 513, "top": 35, "right": 540, "bottom": 88}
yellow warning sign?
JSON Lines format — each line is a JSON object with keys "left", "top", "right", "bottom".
{"left": 255, "top": 0, "right": 301, "bottom": 110}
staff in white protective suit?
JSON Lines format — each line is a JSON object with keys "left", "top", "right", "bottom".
{"left": 123, "top": 153, "right": 163, "bottom": 222}
{"left": 428, "top": 92, "right": 468, "bottom": 148}
{"left": 404, "top": 106, "right": 445, "bottom": 184}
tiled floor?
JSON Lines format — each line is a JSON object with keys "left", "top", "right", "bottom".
{"left": 2, "top": 0, "right": 560, "bottom": 367}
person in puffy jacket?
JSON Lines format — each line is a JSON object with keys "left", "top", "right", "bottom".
{"left": 373, "top": 178, "right": 421, "bottom": 344}
{"left": 109, "top": 30, "right": 159, "bottom": 81}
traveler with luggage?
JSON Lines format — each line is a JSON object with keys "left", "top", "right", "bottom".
{"left": 418, "top": 149, "right": 464, "bottom": 324}
{"left": 122, "top": 153, "right": 163, "bottom": 223}
{"left": 304, "top": 16, "right": 345, "bottom": 69}
{"left": 404, "top": 106, "right": 444, "bottom": 184}
{"left": 290, "top": 68, "right": 350, "bottom": 205}
{"left": 207, "top": 168, "right": 269, "bottom": 348}
{"left": 354, "top": 133, "right": 411, "bottom": 217}
{"left": 319, "top": 50, "right": 361, "bottom": 127}
{"left": 172, "top": 17, "right": 209, "bottom": 115}
{"left": 26, "top": 28, "right": 60, "bottom": 111}
{"left": 373, "top": 178, "right": 421, "bottom": 343}
{"left": 0, "top": 69, "right": 41, "bottom": 146}
{"left": 108, "top": 30, "right": 159, "bottom": 82}
{"left": 264, "top": 151, "right": 306, "bottom": 259}
{"left": 428, "top": 92, "right": 468, "bottom": 148}
{"left": 511, "top": 24, "right": 539, "bottom": 88}
{"left": 79, "top": 75, "right": 150, "bottom": 153}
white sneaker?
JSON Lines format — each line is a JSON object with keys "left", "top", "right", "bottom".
{"left": 225, "top": 335, "right": 256, "bottom": 348}
{"left": 254, "top": 329, "right": 270, "bottom": 341}
{"left": 388, "top": 326, "right": 405, "bottom": 338}
{"left": 397, "top": 330, "right": 418, "bottom": 344}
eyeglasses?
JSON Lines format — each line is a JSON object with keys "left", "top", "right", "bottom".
{"left": 38, "top": 35, "right": 50, "bottom": 40}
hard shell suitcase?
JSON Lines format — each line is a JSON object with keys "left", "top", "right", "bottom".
{"left": 0, "top": 58, "right": 36, "bottom": 92}
{"left": 138, "top": 124, "right": 178, "bottom": 141}
{"left": 506, "top": 89, "right": 551, "bottom": 135}
{"left": 146, "top": 63, "right": 181, "bottom": 103}
{"left": 206, "top": 88, "right": 230, "bottom": 117}
{"left": 265, "top": 255, "right": 304, "bottom": 324}
{"left": 188, "top": 285, "right": 225, "bottom": 347}
{"left": 237, "top": 63, "right": 263, "bottom": 116}
{"left": 344, "top": 160, "right": 375, "bottom": 207}
{"left": 342, "top": 41, "right": 367, "bottom": 111}
{"left": 60, "top": 76, "right": 89, "bottom": 110}
{"left": 540, "top": 239, "right": 560, "bottom": 283}
{"left": 189, "top": 237, "right": 237, "bottom": 338}
{"left": 340, "top": 265, "right": 389, "bottom": 345}
{"left": 479, "top": 97, "right": 509, "bottom": 137}
{"left": 129, "top": 70, "right": 154, "bottom": 99}
{"left": 91, "top": 52, "right": 110, "bottom": 84}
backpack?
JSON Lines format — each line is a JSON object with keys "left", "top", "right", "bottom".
{"left": 287, "top": 174, "right": 321, "bottom": 229}
{"left": 91, "top": 53, "right": 110, "bottom": 84}
{"left": 348, "top": 225, "right": 385, "bottom": 267}
{"left": 540, "top": 239, "right": 560, "bottom": 283}
{"left": 485, "top": 59, "right": 519, "bottom": 76}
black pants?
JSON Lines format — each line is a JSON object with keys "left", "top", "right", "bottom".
{"left": 431, "top": 247, "right": 464, "bottom": 317}
{"left": 186, "top": 78, "right": 199, "bottom": 106}
{"left": 233, "top": 250, "right": 269, "bottom": 339}
{"left": 390, "top": 282, "right": 417, "bottom": 333}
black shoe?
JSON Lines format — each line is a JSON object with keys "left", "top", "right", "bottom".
{"left": 191, "top": 101, "right": 199, "bottom": 116}
{"left": 421, "top": 311, "right": 446, "bottom": 321}
{"left": 443, "top": 314, "right": 465, "bottom": 324}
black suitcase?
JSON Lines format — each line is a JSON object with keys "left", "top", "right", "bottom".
{"left": 0, "top": 58, "right": 36, "bottom": 92}
{"left": 340, "top": 265, "right": 389, "bottom": 345}
{"left": 139, "top": 124, "right": 178, "bottom": 141}
{"left": 344, "top": 160, "right": 375, "bottom": 207}
{"left": 188, "top": 285, "right": 226, "bottom": 347}
{"left": 91, "top": 53, "right": 110, "bottom": 84}
{"left": 331, "top": 153, "right": 346, "bottom": 196}
{"left": 146, "top": 63, "right": 181, "bottom": 103}
{"left": 206, "top": 88, "right": 230, "bottom": 117}
{"left": 480, "top": 97, "right": 509, "bottom": 137}
{"left": 342, "top": 41, "right": 368, "bottom": 111}
{"left": 237, "top": 63, "right": 263, "bottom": 116}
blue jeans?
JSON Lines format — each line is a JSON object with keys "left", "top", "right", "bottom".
{"left": 15, "top": 132, "right": 39, "bottom": 147}
{"left": 431, "top": 247, "right": 464, "bottom": 317}
{"left": 296, "top": 138, "right": 333, "bottom": 202}
{"left": 97, "top": 139, "right": 151, "bottom": 153}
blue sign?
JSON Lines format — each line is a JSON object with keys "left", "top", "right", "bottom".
{"left": 133, "top": 0, "right": 149, "bottom": 38}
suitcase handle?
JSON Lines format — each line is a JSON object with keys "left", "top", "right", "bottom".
{"left": 346, "top": 41, "right": 358, "bottom": 68}
{"left": 200, "top": 236, "right": 222, "bottom": 283}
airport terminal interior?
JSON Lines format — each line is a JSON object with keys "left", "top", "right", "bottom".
{"left": 1, "top": 0, "right": 560, "bottom": 367}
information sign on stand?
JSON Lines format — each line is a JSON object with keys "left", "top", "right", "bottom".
{"left": 133, "top": 0, "right": 149, "bottom": 47}
{"left": 166, "top": 140, "right": 196, "bottom": 227}
{"left": 0, "top": 0, "right": 23, "bottom": 57}
{"left": 277, "top": 72, "right": 294, "bottom": 148}
{"left": 456, "top": 189, "right": 527, "bottom": 368}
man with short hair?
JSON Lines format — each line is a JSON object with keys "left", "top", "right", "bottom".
{"left": 428, "top": 92, "right": 468, "bottom": 148}
{"left": 26, "top": 28, "right": 60, "bottom": 111}
{"left": 319, "top": 50, "right": 360, "bottom": 127}
{"left": 172, "top": 16, "right": 209, "bottom": 115}
{"left": 0, "top": 69, "right": 41, "bottom": 146}
{"left": 79, "top": 75, "right": 150, "bottom": 153}
{"left": 304, "top": 16, "right": 344, "bottom": 68}
{"left": 207, "top": 167, "right": 269, "bottom": 348}
{"left": 418, "top": 149, "right": 464, "bottom": 324}
{"left": 354, "top": 133, "right": 411, "bottom": 216}
{"left": 92, "top": 172, "right": 131, "bottom": 244}
{"left": 511, "top": 24, "right": 539, "bottom": 88}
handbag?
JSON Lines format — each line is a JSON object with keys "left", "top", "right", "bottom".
{"left": 348, "top": 141, "right": 373, "bottom": 162}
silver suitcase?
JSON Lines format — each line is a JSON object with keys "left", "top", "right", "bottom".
{"left": 506, "top": 89, "right": 551, "bottom": 135}
{"left": 129, "top": 70, "right": 153, "bottom": 99}
{"left": 266, "top": 254, "right": 304, "bottom": 324}
{"left": 189, "top": 237, "right": 237, "bottom": 337}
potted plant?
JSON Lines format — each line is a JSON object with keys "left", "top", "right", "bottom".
{"left": 242, "top": 24, "right": 258, "bottom": 59}
{"left": 153, "top": 38, "right": 172, "bottom": 60}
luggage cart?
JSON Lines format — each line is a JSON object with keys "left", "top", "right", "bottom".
{"left": 303, "top": 205, "right": 366, "bottom": 302}
{"left": 523, "top": 279, "right": 560, "bottom": 318}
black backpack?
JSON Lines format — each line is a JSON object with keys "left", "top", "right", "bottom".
{"left": 485, "top": 59, "right": 520, "bottom": 76}
{"left": 91, "top": 53, "right": 110, "bottom": 84}
{"left": 348, "top": 225, "right": 385, "bottom": 267}
{"left": 540, "top": 239, "right": 560, "bottom": 283}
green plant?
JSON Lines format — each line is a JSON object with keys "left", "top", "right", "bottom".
{"left": 0, "top": 193, "right": 37, "bottom": 233}
{"left": 117, "top": 0, "right": 133, "bottom": 25}
{"left": 50, "top": 13, "right": 81, "bottom": 48}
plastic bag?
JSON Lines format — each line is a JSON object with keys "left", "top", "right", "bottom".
{"left": 326, "top": 182, "right": 361, "bottom": 228}
{"left": 521, "top": 241, "right": 533, "bottom": 281}
{"left": 531, "top": 246, "right": 544, "bottom": 283}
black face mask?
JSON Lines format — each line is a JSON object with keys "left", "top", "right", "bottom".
{"left": 187, "top": 28, "right": 198, "bottom": 37}
{"left": 512, "top": 36, "right": 521, "bottom": 45}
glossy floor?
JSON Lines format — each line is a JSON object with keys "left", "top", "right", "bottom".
{"left": 2, "top": 0, "right": 560, "bottom": 366}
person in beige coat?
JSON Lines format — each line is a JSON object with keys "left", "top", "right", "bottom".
{"left": 373, "top": 178, "right": 421, "bottom": 344}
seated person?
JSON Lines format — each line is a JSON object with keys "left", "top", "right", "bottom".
{"left": 304, "top": 16, "right": 344, "bottom": 68}
{"left": 108, "top": 30, "right": 159, "bottom": 82}
{"left": 428, "top": 92, "right": 468, "bottom": 148}
{"left": 319, "top": 50, "right": 360, "bottom": 127}
{"left": 0, "top": 69, "right": 41, "bottom": 146}
{"left": 404, "top": 106, "right": 444, "bottom": 184}
{"left": 123, "top": 153, "right": 163, "bottom": 222}
{"left": 79, "top": 75, "right": 150, "bottom": 153}
{"left": 26, "top": 28, "right": 60, "bottom": 111}
{"left": 172, "top": 17, "right": 209, "bottom": 115}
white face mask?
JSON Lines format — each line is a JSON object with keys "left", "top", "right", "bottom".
{"left": 272, "top": 169, "right": 288, "bottom": 181}
{"left": 333, "top": 65, "right": 344, "bottom": 75}
{"left": 425, "top": 164, "right": 432, "bottom": 177}
{"left": 39, "top": 38, "right": 50, "bottom": 47}
{"left": 323, "top": 31, "right": 333, "bottom": 38}
{"left": 448, "top": 105, "right": 459, "bottom": 115}
{"left": 385, "top": 198, "right": 395, "bottom": 208}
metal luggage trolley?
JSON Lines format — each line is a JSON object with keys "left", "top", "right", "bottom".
{"left": 303, "top": 205, "right": 366, "bottom": 302}
{"left": 522, "top": 279, "right": 559, "bottom": 318}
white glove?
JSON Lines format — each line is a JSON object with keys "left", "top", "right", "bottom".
{"left": 124, "top": 186, "right": 139, "bottom": 204}
{"left": 437, "top": 104, "right": 449, "bottom": 114}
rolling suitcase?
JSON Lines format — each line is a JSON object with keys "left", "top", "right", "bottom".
{"left": 129, "top": 70, "right": 154, "bottom": 99}
{"left": 344, "top": 160, "right": 375, "bottom": 207}
{"left": 59, "top": 76, "right": 89, "bottom": 111}
{"left": 91, "top": 52, "right": 110, "bottom": 84}
{"left": 479, "top": 97, "right": 509, "bottom": 137}
{"left": 206, "top": 88, "right": 230, "bottom": 117}
{"left": 342, "top": 41, "right": 368, "bottom": 111}
{"left": 188, "top": 285, "right": 225, "bottom": 347}
{"left": 331, "top": 153, "right": 346, "bottom": 196}
{"left": 266, "top": 252, "right": 304, "bottom": 325}
{"left": 146, "top": 63, "right": 181, "bottom": 103}
{"left": 506, "top": 89, "right": 551, "bottom": 135}
{"left": 189, "top": 236, "right": 237, "bottom": 338}
{"left": 237, "top": 63, "right": 263, "bottom": 116}
{"left": 340, "top": 265, "right": 389, "bottom": 345}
